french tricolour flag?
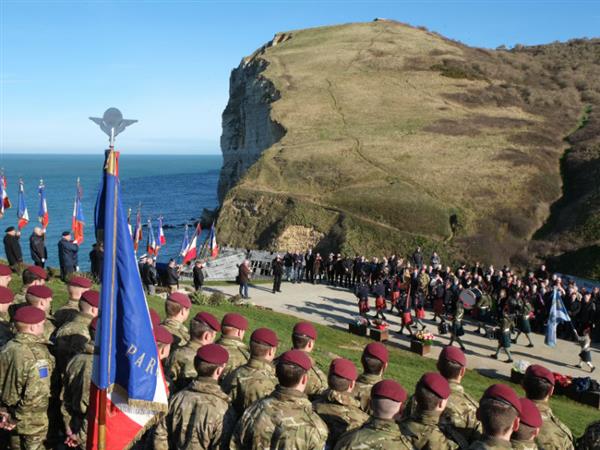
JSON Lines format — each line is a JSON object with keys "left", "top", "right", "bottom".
{"left": 158, "top": 217, "right": 166, "bottom": 246}
{"left": 0, "top": 175, "right": 11, "bottom": 215}
{"left": 179, "top": 224, "right": 189, "bottom": 258}
{"left": 38, "top": 181, "right": 49, "bottom": 231}
{"left": 17, "top": 180, "right": 29, "bottom": 230}
{"left": 182, "top": 223, "right": 200, "bottom": 264}
{"left": 72, "top": 179, "right": 85, "bottom": 244}
{"left": 133, "top": 208, "right": 143, "bottom": 253}
{"left": 209, "top": 222, "right": 219, "bottom": 258}
{"left": 88, "top": 149, "right": 167, "bottom": 449}
{"left": 147, "top": 218, "right": 158, "bottom": 256}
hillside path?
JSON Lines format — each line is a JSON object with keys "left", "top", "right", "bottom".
{"left": 205, "top": 281, "right": 597, "bottom": 380}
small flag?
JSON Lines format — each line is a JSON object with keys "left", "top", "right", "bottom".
{"left": 157, "top": 217, "right": 166, "bottom": 246}
{"left": 127, "top": 208, "right": 133, "bottom": 238}
{"left": 133, "top": 207, "right": 143, "bottom": 253}
{"left": 0, "top": 174, "right": 11, "bottom": 215}
{"left": 209, "top": 222, "right": 219, "bottom": 258}
{"left": 146, "top": 218, "right": 158, "bottom": 256}
{"left": 38, "top": 180, "right": 49, "bottom": 231}
{"left": 545, "top": 288, "right": 571, "bottom": 347}
{"left": 179, "top": 224, "right": 189, "bottom": 258}
{"left": 182, "top": 223, "right": 200, "bottom": 264}
{"left": 17, "top": 179, "right": 29, "bottom": 230}
{"left": 88, "top": 149, "right": 168, "bottom": 449}
{"left": 72, "top": 178, "right": 85, "bottom": 244}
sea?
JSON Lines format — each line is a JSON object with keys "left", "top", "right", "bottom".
{"left": 0, "top": 153, "right": 222, "bottom": 271}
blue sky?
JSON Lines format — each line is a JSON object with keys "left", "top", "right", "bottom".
{"left": 1, "top": 1, "right": 599, "bottom": 155}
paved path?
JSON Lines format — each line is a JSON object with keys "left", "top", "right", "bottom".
{"left": 204, "top": 281, "right": 598, "bottom": 380}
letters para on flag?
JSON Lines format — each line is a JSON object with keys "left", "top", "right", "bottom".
{"left": 545, "top": 288, "right": 572, "bottom": 348}
{"left": 87, "top": 149, "right": 168, "bottom": 450}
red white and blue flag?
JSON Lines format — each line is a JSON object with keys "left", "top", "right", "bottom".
{"left": 0, "top": 175, "right": 11, "bottom": 215}
{"left": 147, "top": 218, "right": 158, "bottom": 256}
{"left": 127, "top": 208, "right": 133, "bottom": 238}
{"left": 38, "top": 181, "right": 49, "bottom": 231}
{"left": 72, "top": 179, "right": 85, "bottom": 244}
{"left": 133, "top": 207, "right": 143, "bottom": 253}
{"left": 88, "top": 149, "right": 168, "bottom": 449}
{"left": 157, "top": 217, "right": 166, "bottom": 246}
{"left": 179, "top": 224, "right": 190, "bottom": 258}
{"left": 209, "top": 222, "right": 219, "bottom": 258}
{"left": 182, "top": 223, "right": 200, "bottom": 264}
{"left": 17, "top": 180, "right": 29, "bottom": 230}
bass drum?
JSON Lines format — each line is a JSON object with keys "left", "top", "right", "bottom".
{"left": 459, "top": 289, "right": 477, "bottom": 310}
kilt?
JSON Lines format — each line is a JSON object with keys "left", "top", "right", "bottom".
{"left": 359, "top": 299, "right": 369, "bottom": 313}
{"left": 518, "top": 316, "right": 531, "bottom": 334}
{"left": 402, "top": 312, "right": 413, "bottom": 325}
{"left": 416, "top": 307, "right": 426, "bottom": 319}
{"left": 433, "top": 298, "right": 444, "bottom": 315}
{"left": 499, "top": 331, "right": 511, "bottom": 348}
{"left": 391, "top": 291, "right": 400, "bottom": 303}
{"left": 580, "top": 350, "right": 592, "bottom": 363}
{"left": 375, "top": 296, "right": 386, "bottom": 310}
{"left": 452, "top": 322, "right": 465, "bottom": 337}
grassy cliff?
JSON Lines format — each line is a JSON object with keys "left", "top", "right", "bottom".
{"left": 217, "top": 21, "right": 600, "bottom": 275}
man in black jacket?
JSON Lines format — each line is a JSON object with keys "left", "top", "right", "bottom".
{"left": 192, "top": 260, "right": 204, "bottom": 292}
{"left": 89, "top": 242, "right": 104, "bottom": 282}
{"left": 29, "top": 227, "right": 47, "bottom": 268}
{"left": 142, "top": 257, "right": 159, "bottom": 295}
{"left": 272, "top": 254, "right": 283, "bottom": 294}
{"left": 58, "top": 231, "right": 79, "bottom": 281}
{"left": 3, "top": 226, "right": 23, "bottom": 271}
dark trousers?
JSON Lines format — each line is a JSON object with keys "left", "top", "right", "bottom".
{"left": 34, "top": 261, "right": 45, "bottom": 268}
{"left": 273, "top": 274, "right": 282, "bottom": 292}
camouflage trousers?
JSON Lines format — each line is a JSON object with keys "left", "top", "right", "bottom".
{"left": 9, "top": 433, "right": 46, "bottom": 450}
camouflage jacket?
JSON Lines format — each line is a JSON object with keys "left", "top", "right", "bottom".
{"left": 533, "top": 400, "right": 574, "bottom": 450}
{"left": 53, "top": 312, "right": 93, "bottom": 370}
{"left": 53, "top": 300, "right": 79, "bottom": 328}
{"left": 399, "top": 410, "right": 467, "bottom": 449}
{"left": 43, "top": 313, "right": 56, "bottom": 343}
{"left": 161, "top": 318, "right": 190, "bottom": 350}
{"left": 216, "top": 335, "right": 249, "bottom": 380}
{"left": 440, "top": 381, "right": 482, "bottom": 444}
{"left": 312, "top": 388, "right": 369, "bottom": 446}
{"left": 221, "top": 357, "right": 277, "bottom": 416}
{"left": 304, "top": 352, "right": 327, "bottom": 400}
{"left": 230, "top": 385, "right": 328, "bottom": 450}
{"left": 61, "top": 343, "right": 93, "bottom": 447}
{"left": 0, "top": 332, "right": 55, "bottom": 435}
{"left": 576, "top": 420, "right": 600, "bottom": 450}
{"left": 334, "top": 417, "right": 414, "bottom": 450}
{"left": 168, "top": 339, "right": 203, "bottom": 392}
{"left": 468, "top": 436, "right": 513, "bottom": 449}
{"left": 0, "top": 311, "right": 13, "bottom": 348}
{"left": 352, "top": 372, "right": 382, "bottom": 413}
{"left": 510, "top": 439, "right": 538, "bottom": 450}
{"left": 154, "top": 377, "right": 236, "bottom": 450}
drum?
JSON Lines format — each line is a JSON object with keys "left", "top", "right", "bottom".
{"left": 459, "top": 289, "right": 477, "bottom": 310}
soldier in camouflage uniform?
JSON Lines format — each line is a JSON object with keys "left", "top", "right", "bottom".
{"left": 222, "top": 327, "right": 278, "bottom": 416}
{"left": 312, "top": 358, "right": 368, "bottom": 446}
{"left": 168, "top": 311, "right": 220, "bottom": 392}
{"left": 0, "top": 287, "right": 14, "bottom": 348}
{"left": 577, "top": 420, "right": 600, "bottom": 450}
{"left": 523, "top": 364, "right": 574, "bottom": 450}
{"left": 11, "top": 265, "right": 47, "bottom": 307}
{"left": 353, "top": 342, "right": 388, "bottom": 413}
{"left": 54, "top": 289, "right": 99, "bottom": 372}
{"left": 437, "top": 346, "right": 481, "bottom": 443}
{"left": 154, "top": 344, "right": 237, "bottom": 450}
{"left": 54, "top": 276, "right": 91, "bottom": 328}
{"left": 61, "top": 318, "right": 97, "bottom": 449}
{"left": 469, "top": 384, "right": 521, "bottom": 450}
{"left": 291, "top": 322, "right": 326, "bottom": 399}
{"left": 0, "top": 264, "right": 12, "bottom": 288}
{"left": 0, "top": 306, "right": 55, "bottom": 450}
{"left": 399, "top": 372, "right": 467, "bottom": 449}
{"left": 24, "top": 285, "right": 55, "bottom": 342}
{"left": 231, "top": 349, "right": 328, "bottom": 450}
{"left": 216, "top": 312, "right": 250, "bottom": 380}
{"left": 160, "top": 292, "right": 191, "bottom": 350}
{"left": 334, "top": 379, "right": 413, "bottom": 450}
{"left": 511, "top": 398, "right": 542, "bottom": 450}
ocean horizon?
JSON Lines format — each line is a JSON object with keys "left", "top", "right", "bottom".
{"left": 0, "top": 153, "right": 222, "bottom": 270}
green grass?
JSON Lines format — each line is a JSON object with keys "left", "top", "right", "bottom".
{"left": 21, "top": 275, "right": 600, "bottom": 437}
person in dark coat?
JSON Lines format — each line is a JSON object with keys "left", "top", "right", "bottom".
{"left": 3, "top": 226, "right": 23, "bottom": 270}
{"left": 58, "top": 231, "right": 79, "bottom": 281}
{"left": 89, "top": 242, "right": 104, "bottom": 282}
{"left": 165, "top": 259, "right": 180, "bottom": 293}
{"left": 192, "top": 260, "right": 205, "bottom": 292}
{"left": 29, "top": 227, "right": 47, "bottom": 268}
{"left": 142, "top": 257, "right": 158, "bottom": 295}
{"left": 272, "top": 255, "right": 283, "bottom": 294}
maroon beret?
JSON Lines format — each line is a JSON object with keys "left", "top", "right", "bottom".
{"left": 222, "top": 312, "right": 249, "bottom": 330}
{"left": 519, "top": 398, "right": 542, "bottom": 428}
{"left": 364, "top": 342, "right": 389, "bottom": 363}
{"left": 193, "top": 312, "right": 221, "bottom": 332}
{"left": 81, "top": 290, "right": 100, "bottom": 307}
{"left": 251, "top": 328, "right": 278, "bottom": 347}
{"left": 149, "top": 308, "right": 161, "bottom": 328}
{"left": 13, "top": 305, "right": 45, "bottom": 324}
{"left": 525, "top": 364, "right": 555, "bottom": 386}
{"left": 330, "top": 358, "right": 358, "bottom": 381}
{"left": 90, "top": 316, "right": 99, "bottom": 331}
{"left": 26, "top": 285, "right": 52, "bottom": 299}
{"left": 25, "top": 265, "right": 48, "bottom": 280}
{"left": 154, "top": 325, "right": 173, "bottom": 345}
{"left": 482, "top": 384, "right": 522, "bottom": 414}
{"left": 420, "top": 372, "right": 451, "bottom": 399}
{"left": 293, "top": 322, "right": 317, "bottom": 340}
{"left": 279, "top": 349, "right": 312, "bottom": 371}
{"left": 0, "top": 264, "right": 12, "bottom": 276}
{"left": 69, "top": 276, "right": 92, "bottom": 288}
{"left": 167, "top": 292, "right": 192, "bottom": 309}
{"left": 196, "top": 343, "right": 229, "bottom": 365}
{"left": 0, "top": 286, "right": 14, "bottom": 304}
{"left": 372, "top": 379, "right": 408, "bottom": 403}
{"left": 439, "top": 346, "right": 466, "bottom": 367}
